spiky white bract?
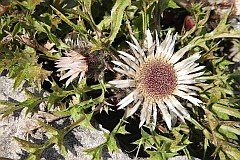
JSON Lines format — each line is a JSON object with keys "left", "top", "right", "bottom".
{"left": 109, "top": 29, "right": 205, "bottom": 130}
{"left": 55, "top": 50, "right": 88, "bottom": 87}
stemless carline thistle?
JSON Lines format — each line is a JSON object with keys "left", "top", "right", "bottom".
{"left": 109, "top": 30, "right": 205, "bottom": 130}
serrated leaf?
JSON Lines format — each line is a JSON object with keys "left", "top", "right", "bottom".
{"left": 55, "top": 135, "right": 68, "bottom": 158}
{"left": 82, "top": 0, "right": 92, "bottom": 13}
{"left": 204, "top": 138, "right": 209, "bottom": 158}
{"left": 212, "top": 103, "right": 229, "bottom": 120}
{"left": 0, "top": 105, "right": 23, "bottom": 118}
{"left": 219, "top": 150, "right": 227, "bottom": 160}
{"left": 219, "top": 125, "right": 240, "bottom": 136}
{"left": 108, "top": 0, "right": 130, "bottom": 44}
{"left": 0, "top": 100, "right": 18, "bottom": 107}
{"left": 43, "top": 26, "right": 69, "bottom": 49}
{"left": 80, "top": 112, "right": 96, "bottom": 130}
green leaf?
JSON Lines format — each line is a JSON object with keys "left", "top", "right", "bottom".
{"left": 219, "top": 125, "right": 240, "bottom": 136}
{"left": 147, "top": 150, "right": 177, "bottom": 160}
{"left": 33, "top": 20, "right": 69, "bottom": 49}
{"left": 37, "top": 120, "right": 59, "bottom": 135}
{"left": 23, "top": 0, "right": 43, "bottom": 12}
{"left": 20, "top": 98, "right": 43, "bottom": 115}
{"left": 212, "top": 103, "right": 230, "bottom": 120}
{"left": 0, "top": 100, "right": 23, "bottom": 118}
{"left": 147, "top": 151, "right": 164, "bottom": 160}
{"left": 204, "top": 138, "right": 209, "bottom": 158}
{"left": 14, "top": 137, "right": 44, "bottom": 160}
{"left": 219, "top": 150, "right": 228, "bottom": 160}
{"left": 12, "top": 22, "right": 22, "bottom": 37}
{"left": 50, "top": 5, "right": 86, "bottom": 36}
{"left": 13, "top": 69, "right": 26, "bottom": 90}
{"left": 82, "top": 0, "right": 92, "bottom": 14}
{"left": 77, "top": 111, "right": 95, "bottom": 130}
{"left": 212, "top": 103, "right": 240, "bottom": 119}
{"left": 84, "top": 144, "right": 104, "bottom": 160}
{"left": 224, "top": 147, "right": 240, "bottom": 160}
{"left": 97, "top": 16, "right": 111, "bottom": 30}
{"left": 168, "top": 0, "right": 180, "bottom": 8}
{"left": 117, "top": 125, "right": 130, "bottom": 135}
{"left": 108, "top": 0, "right": 131, "bottom": 44}
{"left": 170, "top": 144, "right": 187, "bottom": 153}
{"left": 218, "top": 125, "right": 240, "bottom": 140}
{"left": 105, "top": 133, "right": 120, "bottom": 153}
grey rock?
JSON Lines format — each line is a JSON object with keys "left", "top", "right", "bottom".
{"left": 0, "top": 76, "right": 141, "bottom": 160}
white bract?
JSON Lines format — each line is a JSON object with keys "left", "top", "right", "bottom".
{"left": 109, "top": 30, "right": 205, "bottom": 130}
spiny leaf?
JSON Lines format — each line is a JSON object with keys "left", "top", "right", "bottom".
{"left": 84, "top": 144, "right": 104, "bottom": 160}
{"left": 14, "top": 137, "right": 45, "bottom": 159}
{"left": 20, "top": 98, "right": 43, "bottom": 116}
{"left": 0, "top": 101, "right": 23, "bottom": 118}
{"left": 50, "top": 5, "right": 86, "bottom": 36}
{"left": 105, "top": 133, "right": 120, "bottom": 153}
{"left": 37, "top": 120, "right": 59, "bottom": 135}
{"left": 32, "top": 20, "right": 69, "bottom": 49}
{"left": 108, "top": 0, "right": 131, "bottom": 44}
{"left": 116, "top": 125, "right": 130, "bottom": 135}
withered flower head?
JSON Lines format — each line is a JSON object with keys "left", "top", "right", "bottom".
{"left": 55, "top": 50, "right": 88, "bottom": 87}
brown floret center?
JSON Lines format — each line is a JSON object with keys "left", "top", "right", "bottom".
{"left": 136, "top": 59, "right": 177, "bottom": 101}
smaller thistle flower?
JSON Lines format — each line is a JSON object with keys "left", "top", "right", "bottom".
{"left": 109, "top": 30, "right": 205, "bottom": 130}
{"left": 55, "top": 50, "right": 88, "bottom": 87}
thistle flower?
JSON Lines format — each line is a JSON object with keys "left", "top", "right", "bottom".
{"left": 55, "top": 50, "right": 88, "bottom": 87}
{"left": 109, "top": 30, "right": 205, "bottom": 130}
